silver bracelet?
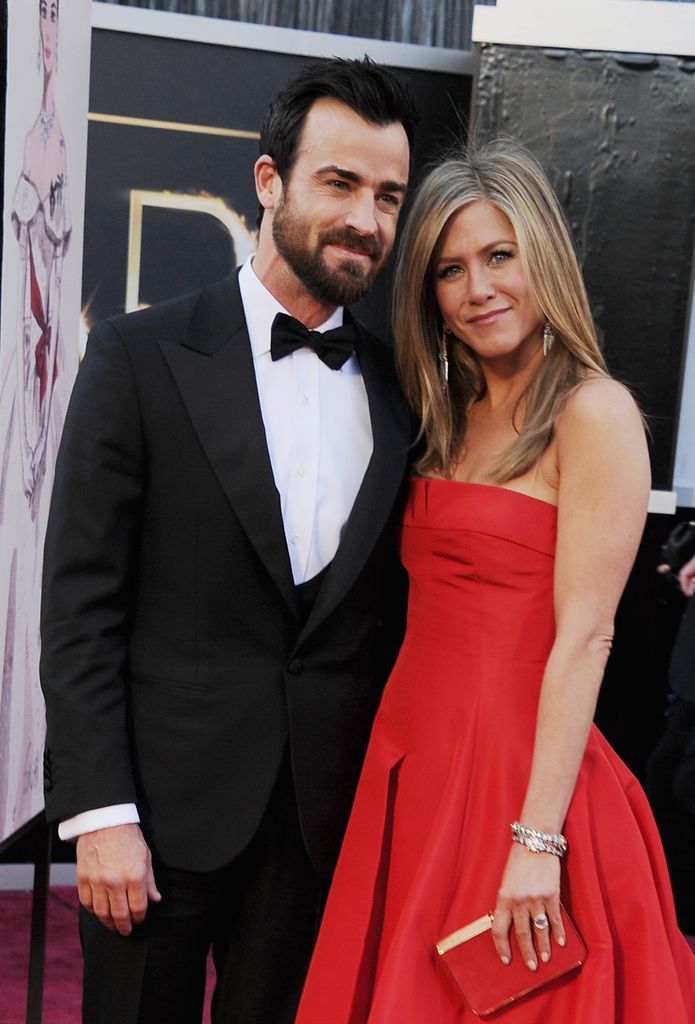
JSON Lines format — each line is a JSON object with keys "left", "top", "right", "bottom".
{"left": 510, "top": 821, "right": 568, "bottom": 857}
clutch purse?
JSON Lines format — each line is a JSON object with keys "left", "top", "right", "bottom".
{"left": 436, "top": 906, "right": 586, "bottom": 1017}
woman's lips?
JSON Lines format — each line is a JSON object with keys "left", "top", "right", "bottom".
{"left": 467, "top": 307, "right": 509, "bottom": 325}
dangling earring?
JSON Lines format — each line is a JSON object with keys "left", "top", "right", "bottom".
{"left": 439, "top": 326, "right": 450, "bottom": 394}
{"left": 542, "top": 321, "right": 555, "bottom": 357}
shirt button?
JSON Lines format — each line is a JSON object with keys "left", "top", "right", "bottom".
{"left": 297, "top": 467, "right": 305, "bottom": 478}
{"left": 290, "top": 535, "right": 300, "bottom": 545}
{"left": 287, "top": 659, "right": 304, "bottom": 676}
{"left": 301, "top": 395, "right": 309, "bottom": 406}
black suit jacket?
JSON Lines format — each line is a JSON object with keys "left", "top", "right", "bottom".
{"left": 40, "top": 273, "right": 410, "bottom": 878}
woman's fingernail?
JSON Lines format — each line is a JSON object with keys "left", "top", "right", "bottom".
{"left": 541, "top": 951, "right": 549, "bottom": 963}
{"left": 501, "top": 955, "right": 510, "bottom": 965}
{"left": 527, "top": 959, "right": 537, "bottom": 971}
{"left": 558, "top": 936, "right": 566, "bottom": 947}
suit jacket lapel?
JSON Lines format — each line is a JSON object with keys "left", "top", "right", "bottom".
{"left": 300, "top": 324, "right": 410, "bottom": 640}
{"left": 158, "top": 273, "right": 299, "bottom": 619}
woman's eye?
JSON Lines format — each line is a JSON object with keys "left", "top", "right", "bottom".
{"left": 490, "top": 249, "right": 513, "bottom": 264}
{"left": 438, "top": 265, "right": 462, "bottom": 279}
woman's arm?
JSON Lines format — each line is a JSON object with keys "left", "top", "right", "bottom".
{"left": 491, "top": 377, "right": 650, "bottom": 969}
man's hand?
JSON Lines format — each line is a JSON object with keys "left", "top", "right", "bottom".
{"left": 76, "top": 823, "right": 161, "bottom": 936}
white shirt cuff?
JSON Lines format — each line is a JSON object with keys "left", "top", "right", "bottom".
{"left": 58, "top": 803, "right": 140, "bottom": 841}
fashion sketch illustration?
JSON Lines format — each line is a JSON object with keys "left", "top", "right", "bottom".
{"left": 0, "top": 0, "right": 74, "bottom": 841}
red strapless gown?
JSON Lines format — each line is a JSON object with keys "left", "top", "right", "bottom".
{"left": 296, "top": 478, "right": 695, "bottom": 1023}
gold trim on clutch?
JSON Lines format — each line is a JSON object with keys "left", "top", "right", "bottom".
{"left": 436, "top": 913, "right": 494, "bottom": 954}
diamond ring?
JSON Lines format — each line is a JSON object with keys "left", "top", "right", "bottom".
{"left": 533, "top": 912, "right": 549, "bottom": 930}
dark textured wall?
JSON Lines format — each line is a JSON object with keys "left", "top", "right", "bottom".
{"left": 475, "top": 43, "right": 695, "bottom": 491}
{"left": 97, "top": 0, "right": 484, "bottom": 49}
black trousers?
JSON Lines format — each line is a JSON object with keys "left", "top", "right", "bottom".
{"left": 79, "top": 759, "right": 327, "bottom": 1024}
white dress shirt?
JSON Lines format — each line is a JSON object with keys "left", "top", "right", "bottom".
{"left": 59, "top": 257, "right": 373, "bottom": 840}
{"left": 240, "top": 256, "right": 372, "bottom": 583}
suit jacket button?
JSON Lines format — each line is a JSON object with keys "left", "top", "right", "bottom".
{"left": 287, "top": 658, "right": 304, "bottom": 676}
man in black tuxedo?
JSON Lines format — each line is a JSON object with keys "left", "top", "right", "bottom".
{"left": 40, "top": 58, "right": 417, "bottom": 1023}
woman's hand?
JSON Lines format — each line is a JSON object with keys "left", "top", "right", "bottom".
{"left": 678, "top": 552, "right": 695, "bottom": 598}
{"left": 491, "top": 843, "right": 564, "bottom": 971}
{"left": 657, "top": 550, "right": 695, "bottom": 597}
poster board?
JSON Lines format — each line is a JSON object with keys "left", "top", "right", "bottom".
{"left": 0, "top": 0, "right": 91, "bottom": 847}
{"left": 85, "top": 4, "right": 473, "bottom": 342}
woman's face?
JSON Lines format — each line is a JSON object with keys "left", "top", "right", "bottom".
{"left": 39, "top": 1, "right": 59, "bottom": 75}
{"left": 433, "top": 200, "right": 543, "bottom": 367}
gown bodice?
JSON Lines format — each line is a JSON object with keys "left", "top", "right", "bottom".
{"left": 401, "top": 478, "right": 558, "bottom": 664}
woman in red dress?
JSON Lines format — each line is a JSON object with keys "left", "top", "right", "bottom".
{"left": 295, "top": 140, "right": 695, "bottom": 1022}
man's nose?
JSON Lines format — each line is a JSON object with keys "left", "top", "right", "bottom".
{"left": 344, "top": 191, "right": 379, "bottom": 236}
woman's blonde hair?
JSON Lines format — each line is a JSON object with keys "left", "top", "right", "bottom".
{"left": 393, "top": 138, "right": 609, "bottom": 481}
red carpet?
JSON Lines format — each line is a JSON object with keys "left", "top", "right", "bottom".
{"left": 0, "top": 886, "right": 214, "bottom": 1023}
{"left": 1, "top": 886, "right": 694, "bottom": 1022}
{"left": 0, "top": 887, "right": 81, "bottom": 1024}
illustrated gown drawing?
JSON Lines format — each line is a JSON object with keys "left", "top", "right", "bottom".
{"left": 296, "top": 477, "right": 695, "bottom": 1023}
{"left": 0, "top": 170, "right": 72, "bottom": 838}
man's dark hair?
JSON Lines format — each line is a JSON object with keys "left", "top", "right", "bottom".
{"left": 259, "top": 56, "right": 418, "bottom": 183}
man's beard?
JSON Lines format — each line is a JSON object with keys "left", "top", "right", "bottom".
{"left": 272, "top": 194, "right": 387, "bottom": 307}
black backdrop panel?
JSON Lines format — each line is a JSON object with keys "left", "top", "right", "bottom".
{"left": 474, "top": 43, "right": 695, "bottom": 490}
{"left": 84, "top": 27, "right": 471, "bottom": 339}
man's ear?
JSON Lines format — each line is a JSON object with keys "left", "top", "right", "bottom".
{"left": 254, "top": 154, "right": 283, "bottom": 211}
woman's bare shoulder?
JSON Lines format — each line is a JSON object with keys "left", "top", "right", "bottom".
{"left": 557, "top": 375, "right": 643, "bottom": 436}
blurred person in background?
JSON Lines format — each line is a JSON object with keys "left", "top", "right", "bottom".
{"left": 646, "top": 548, "right": 695, "bottom": 934}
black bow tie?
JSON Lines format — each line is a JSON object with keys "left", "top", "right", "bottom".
{"left": 270, "top": 312, "right": 355, "bottom": 371}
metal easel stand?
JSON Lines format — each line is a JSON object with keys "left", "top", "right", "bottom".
{"left": 26, "top": 816, "right": 52, "bottom": 1024}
